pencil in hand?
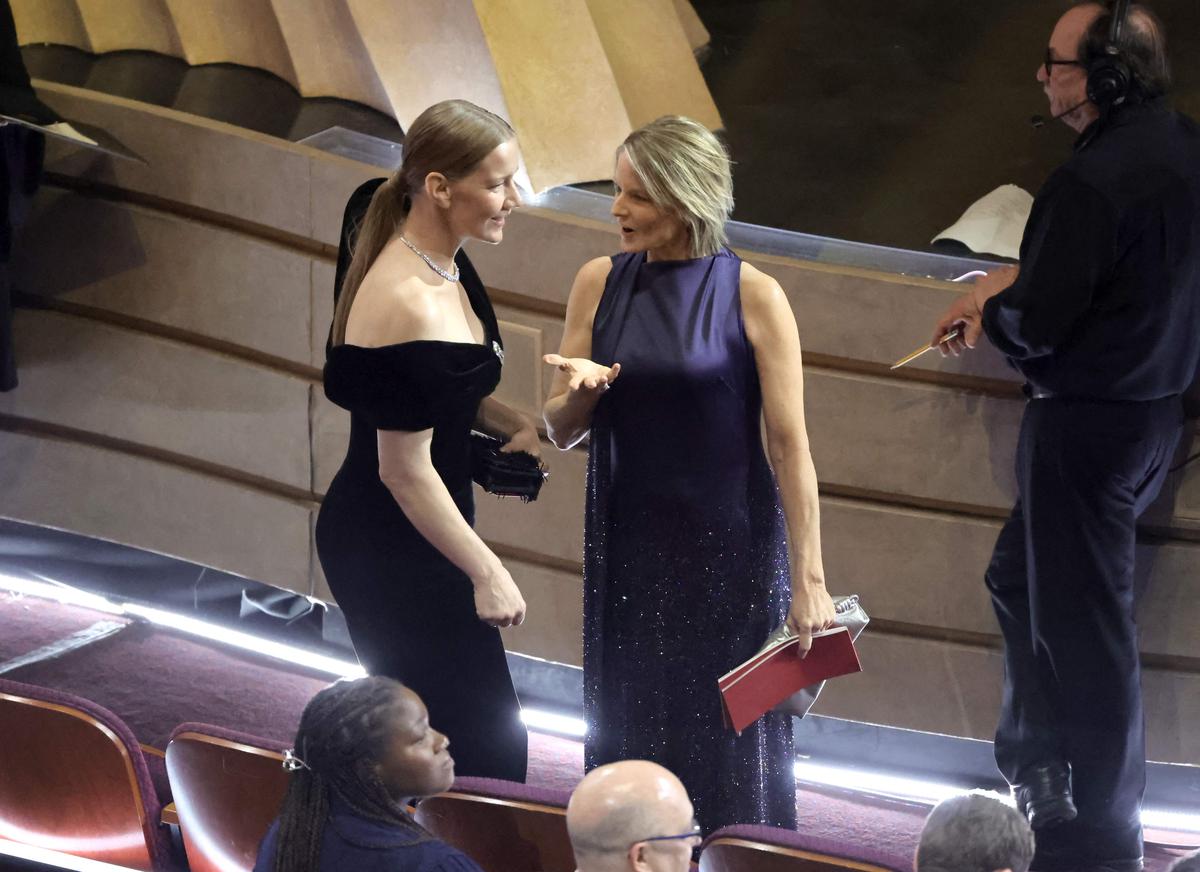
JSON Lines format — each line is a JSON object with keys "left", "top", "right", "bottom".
{"left": 890, "top": 327, "right": 963, "bottom": 370}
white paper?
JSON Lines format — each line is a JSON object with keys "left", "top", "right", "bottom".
{"left": 933, "top": 184, "right": 1033, "bottom": 260}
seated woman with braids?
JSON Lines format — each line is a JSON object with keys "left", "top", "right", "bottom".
{"left": 254, "top": 676, "right": 483, "bottom": 872}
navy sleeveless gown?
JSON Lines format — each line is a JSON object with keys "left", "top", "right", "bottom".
{"left": 585, "top": 249, "right": 798, "bottom": 833}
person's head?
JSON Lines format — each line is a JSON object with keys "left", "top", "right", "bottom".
{"left": 1079, "top": 2, "right": 1170, "bottom": 104}
{"left": 915, "top": 793, "right": 1034, "bottom": 872}
{"left": 1167, "top": 848, "right": 1200, "bottom": 872}
{"left": 332, "top": 99, "right": 520, "bottom": 341}
{"left": 566, "top": 760, "right": 699, "bottom": 872}
{"left": 1038, "top": 3, "right": 1170, "bottom": 132}
{"left": 612, "top": 115, "right": 733, "bottom": 262}
{"left": 271, "top": 677, "right": 453, "bottom": 872}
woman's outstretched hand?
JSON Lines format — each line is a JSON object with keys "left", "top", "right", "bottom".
{"left": 543, "top": 354, "right": 621, "bottom": 396}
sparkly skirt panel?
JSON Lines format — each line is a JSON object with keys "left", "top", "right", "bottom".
{"left": 583, "top": 429, "right": 797, "bottom": 833}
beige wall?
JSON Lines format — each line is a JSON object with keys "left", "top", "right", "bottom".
{"left": 6, "top": 83, "right": 1199, "bottom": 763}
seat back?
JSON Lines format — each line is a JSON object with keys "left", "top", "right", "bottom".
{"left": 0, "top": 678, "right": 168, "bottom": 871}
{"left": 699, "top": 826, "right": 905, "bottom": 872}
{"left": 165, "top": 724, "right": 288, "bottom": 872}
{"left": 414, "top": 776, "right": 575, "bottom": 872}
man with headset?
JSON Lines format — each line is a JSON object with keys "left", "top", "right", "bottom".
{"left": 931, "top": 3, "right": 1199, "bottom": 871}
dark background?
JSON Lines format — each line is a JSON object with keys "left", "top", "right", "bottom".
{"left": 691, "top": 0, "right": 1200, "bottom": 249}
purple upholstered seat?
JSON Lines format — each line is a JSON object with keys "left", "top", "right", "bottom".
{"left": 0, "top": 677, "right": 173, "bottom": 871}
{"left": 700, "top": 823, "right": 909, "bottom": 872}
{"left": 415, "top": 777, "right": 575, "bottom": 872}
{"left": 167, "top": 721, "right": 289, "bottom": 755}
{"left": 165, "top": 722, "right": 289, "bottom": 872}
{"left": 449, "top": 775, "right": 571, "bottom": 808}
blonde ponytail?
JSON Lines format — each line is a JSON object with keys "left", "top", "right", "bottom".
{"left": 328, "top": 99, "right": 515, "bottom": 347}
{"left": 330, "top": 175, "right": 409, "bottom": 346}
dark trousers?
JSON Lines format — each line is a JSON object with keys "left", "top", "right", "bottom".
{"left": 986, "top": 396, "right": 1183, "bottom": 867}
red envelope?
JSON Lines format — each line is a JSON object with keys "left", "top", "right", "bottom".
{"left": 718, "top": 626, "right": 862, "bottom": 734}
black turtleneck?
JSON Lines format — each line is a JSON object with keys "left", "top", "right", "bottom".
{"left": 980, "top": 99, "right": 1200, "bottom": 401}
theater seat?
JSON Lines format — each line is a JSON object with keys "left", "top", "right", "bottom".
{"left": 0, "top": 678, "right": 172, "bottom": 871}
{"left": 699, "top": 824, "right": 904, "bottom": 872}
{"left": 164, "top": 723, "right": 288, "bottom": 872}
{"left": 414, "top": 776, "right": 575, "bottom": 872}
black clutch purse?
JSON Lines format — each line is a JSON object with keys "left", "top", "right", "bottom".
{"left": 469, "top": 432, "right": 547, "bottom": 502}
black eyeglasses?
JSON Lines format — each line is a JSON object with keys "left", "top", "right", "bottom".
{"left": 633, "top": 820, "right": 702, "bottom": 848}
{"left": 1044, "top": 47, "right": 1086, "bottom": 78}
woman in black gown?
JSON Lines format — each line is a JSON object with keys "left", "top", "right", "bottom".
{"left": 316, "top": 100, "right": 536, "bottom": 782}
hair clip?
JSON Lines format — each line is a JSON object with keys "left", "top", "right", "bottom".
{"left": 282, "top": 749, "right": 310, "bottom": 772}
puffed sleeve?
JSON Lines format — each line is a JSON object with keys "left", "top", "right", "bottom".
{"left": 323, "top": 345, "right": 499, "bottom": 432}
{"left": 323, "top": 351, "right": 438, "bottom": 431}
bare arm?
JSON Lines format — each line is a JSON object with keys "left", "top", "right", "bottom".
{"left": 377, "top": 429, "right": 524, "bottom": 626}
{"left": 740, "top": 262, "right": 835, "bottom": 651}
{"left": 543, "top": 257, "right": 617, "bottom": 449}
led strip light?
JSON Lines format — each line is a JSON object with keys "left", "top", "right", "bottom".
{"left": 0, "top": 838, "right": 141, "bottom": 871}
{"left": 2, "top": 574, "right": 1197, "bottom": 838}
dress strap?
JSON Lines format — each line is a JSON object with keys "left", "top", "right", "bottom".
{"left": 455, "top": 250, "right": 501, "bottom": 350}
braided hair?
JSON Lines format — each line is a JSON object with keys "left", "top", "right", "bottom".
{"left": 272, "top": 676, "right": 430, "bottom": 872}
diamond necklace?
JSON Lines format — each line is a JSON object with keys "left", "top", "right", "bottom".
{"left": 398, "top": 235, "right": 460, "bottom": 282}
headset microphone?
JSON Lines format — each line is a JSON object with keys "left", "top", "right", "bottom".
{"left": 1030, "top": 98, "right": 1091, "bottom": 128}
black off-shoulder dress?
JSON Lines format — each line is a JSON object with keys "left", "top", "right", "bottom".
{"left": 315, "top": 181, "right": 527, "bottom": 781}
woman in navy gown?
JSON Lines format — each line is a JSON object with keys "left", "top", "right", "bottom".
{"left": 543, "top": 116, "right": 835, "bottom": 832}
{"left": 317, "top": 101, "right": 536, "bottom": 783}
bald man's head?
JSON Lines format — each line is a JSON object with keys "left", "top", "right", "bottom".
{"left": 567, "top": 761, "right": 696, "bottom": 871}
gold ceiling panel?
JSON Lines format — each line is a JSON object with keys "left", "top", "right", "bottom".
{"left": 13, "top": 0, "right": 718, "bottom": 191}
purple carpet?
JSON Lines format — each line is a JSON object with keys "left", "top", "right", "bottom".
{"left": 0, "top": 594, "right": 128, "bottom": 663}
{"left": 0, "top": 594, "right": 1193, "bottom": 872}
{"left": 5, "top": 619, "right": 329, "bottom": 748}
